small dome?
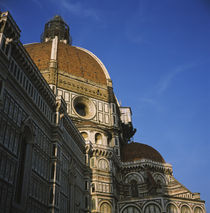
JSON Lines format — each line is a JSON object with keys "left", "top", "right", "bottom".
{"left": 121, "top": 142, "right": 165, "bottom": 163}
{"left": 24, "top": 42, "right": 108, "bottom": 85}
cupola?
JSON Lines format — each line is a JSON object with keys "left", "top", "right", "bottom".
{"left": 41, "top": 15, "right": 72, "bottom": 44}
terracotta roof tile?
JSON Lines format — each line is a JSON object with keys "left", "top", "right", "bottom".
{"left": 24, "top": 42, "right": 107, "bottom": 85}
{"left": 121, "top": 142, "right": 165, "bottom": 163}
{"left": 25, "top": 42, "right": 52, "bottom": 70}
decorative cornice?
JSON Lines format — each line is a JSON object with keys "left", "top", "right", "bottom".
{"left": 57, "top": 74, "right": 109, "bottom": 101}
{"left": 91, "top": 144, "right": 113, "bottom": 158}
{"left": 120, "top": 160, "right": 173, "bottom": 174}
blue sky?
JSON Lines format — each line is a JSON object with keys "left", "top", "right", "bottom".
{"left": 1, "top": 0, "right": 210, "bottom": 210}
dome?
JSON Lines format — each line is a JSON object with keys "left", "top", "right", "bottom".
{"left": 24, "top": 42, "right": 110, "bottom": 85}
{"left": 121, "top": 142, "right": 165, "bottom": 163}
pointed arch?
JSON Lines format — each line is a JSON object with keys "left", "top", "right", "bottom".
{"left": 152, "top": 172, "right": 167, "bottom": 185}
{"left": 124, "top": 172, "right": 144, "bottom": 184}
{"left": 15, "top": 118, "right": 34, "bottom": 204}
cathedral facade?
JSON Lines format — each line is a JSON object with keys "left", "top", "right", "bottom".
{"left": 0, "top": 11, "right": 206, "bottom": 213}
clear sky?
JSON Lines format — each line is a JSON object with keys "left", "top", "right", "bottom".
{"left": 1, "top": 0, "right": 210, "bottom": 210}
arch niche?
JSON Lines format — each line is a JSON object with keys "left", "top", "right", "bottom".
{"left": 122, "top": 206, "right": 140, "bottom": 213}
{"left": 100, "top": 202, "right": 111, "bottom": 213}
{"left": 98, "top": 158, "right": 109, "bottom": 171}
{"left": 15, "top": 123, "right": 34, "bottom": 204}
{"left": 166, "top": 204, "right": 178, "bottom": 213}
{"left": 181, "top": 205, "right": 191, "bottom": 213}
{"left": 95, "top": 132, "right": 102, "bottom": 144}
{"left": 194, "top": 207, "right": 203, "bottom": 213}
{"left": 144, "top": 204, "right": 161, "bottom": 213}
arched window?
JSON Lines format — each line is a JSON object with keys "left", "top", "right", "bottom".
{"left": 15, "top": 126, "right": 33, "bottom": 203}
{"left": 130, "top": 180, "right": 138, "bottom": 197}
{"left": 122, "top": 206, "right": 140, "bottom": 213}
{"left": 98, "top": 159, "right": 109, "bottom": 171}
{"left": 124, "top": 172, "right": 144, "bottom": 184}
{"left": 75, "top": 102, "right": 86, "bottom": 116}
{"left": 167, "top": 204, "right": 178, "bottom": 213}
{"left": 81, "top": 132, "right": 88, "bottom": 140}
{"left": 181, "top": 205, "right": 191, "bottom": 213}
{"left": 95, "top": 133, "right": 102, "bottom": 144}
{"left": 194, "top": 207, "right": 203, "bottom": 213}
{"left": 153, "top": 173, "right": 166, "bottom": 186}
{"left": 91, "top": 183, "right": 95, "bottom": 192}
{"left": 15, "top": 136, "right": 27, "bottom": 203}
{"left": 145, "top": 204, "right": 161, "bottom": 213}
{"left": 100, "top": 202, "right": 111, "bottom": 213}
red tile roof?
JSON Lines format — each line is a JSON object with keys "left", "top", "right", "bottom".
{"left": 25, "top": 42, "right": 107, "bottom": 85}
{"left": 121, "top": 142, "right": 165, "bottom": 163}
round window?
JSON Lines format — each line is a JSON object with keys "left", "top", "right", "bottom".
{"left": 73, "top": 96, "right": 96, "bottom": 119}
{"left": 75, "top": 103, "right": 87, "bottom": 116}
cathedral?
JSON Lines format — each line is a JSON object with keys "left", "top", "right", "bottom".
{"left": 0, "top": 11, "right": 206, "bottom": 213}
